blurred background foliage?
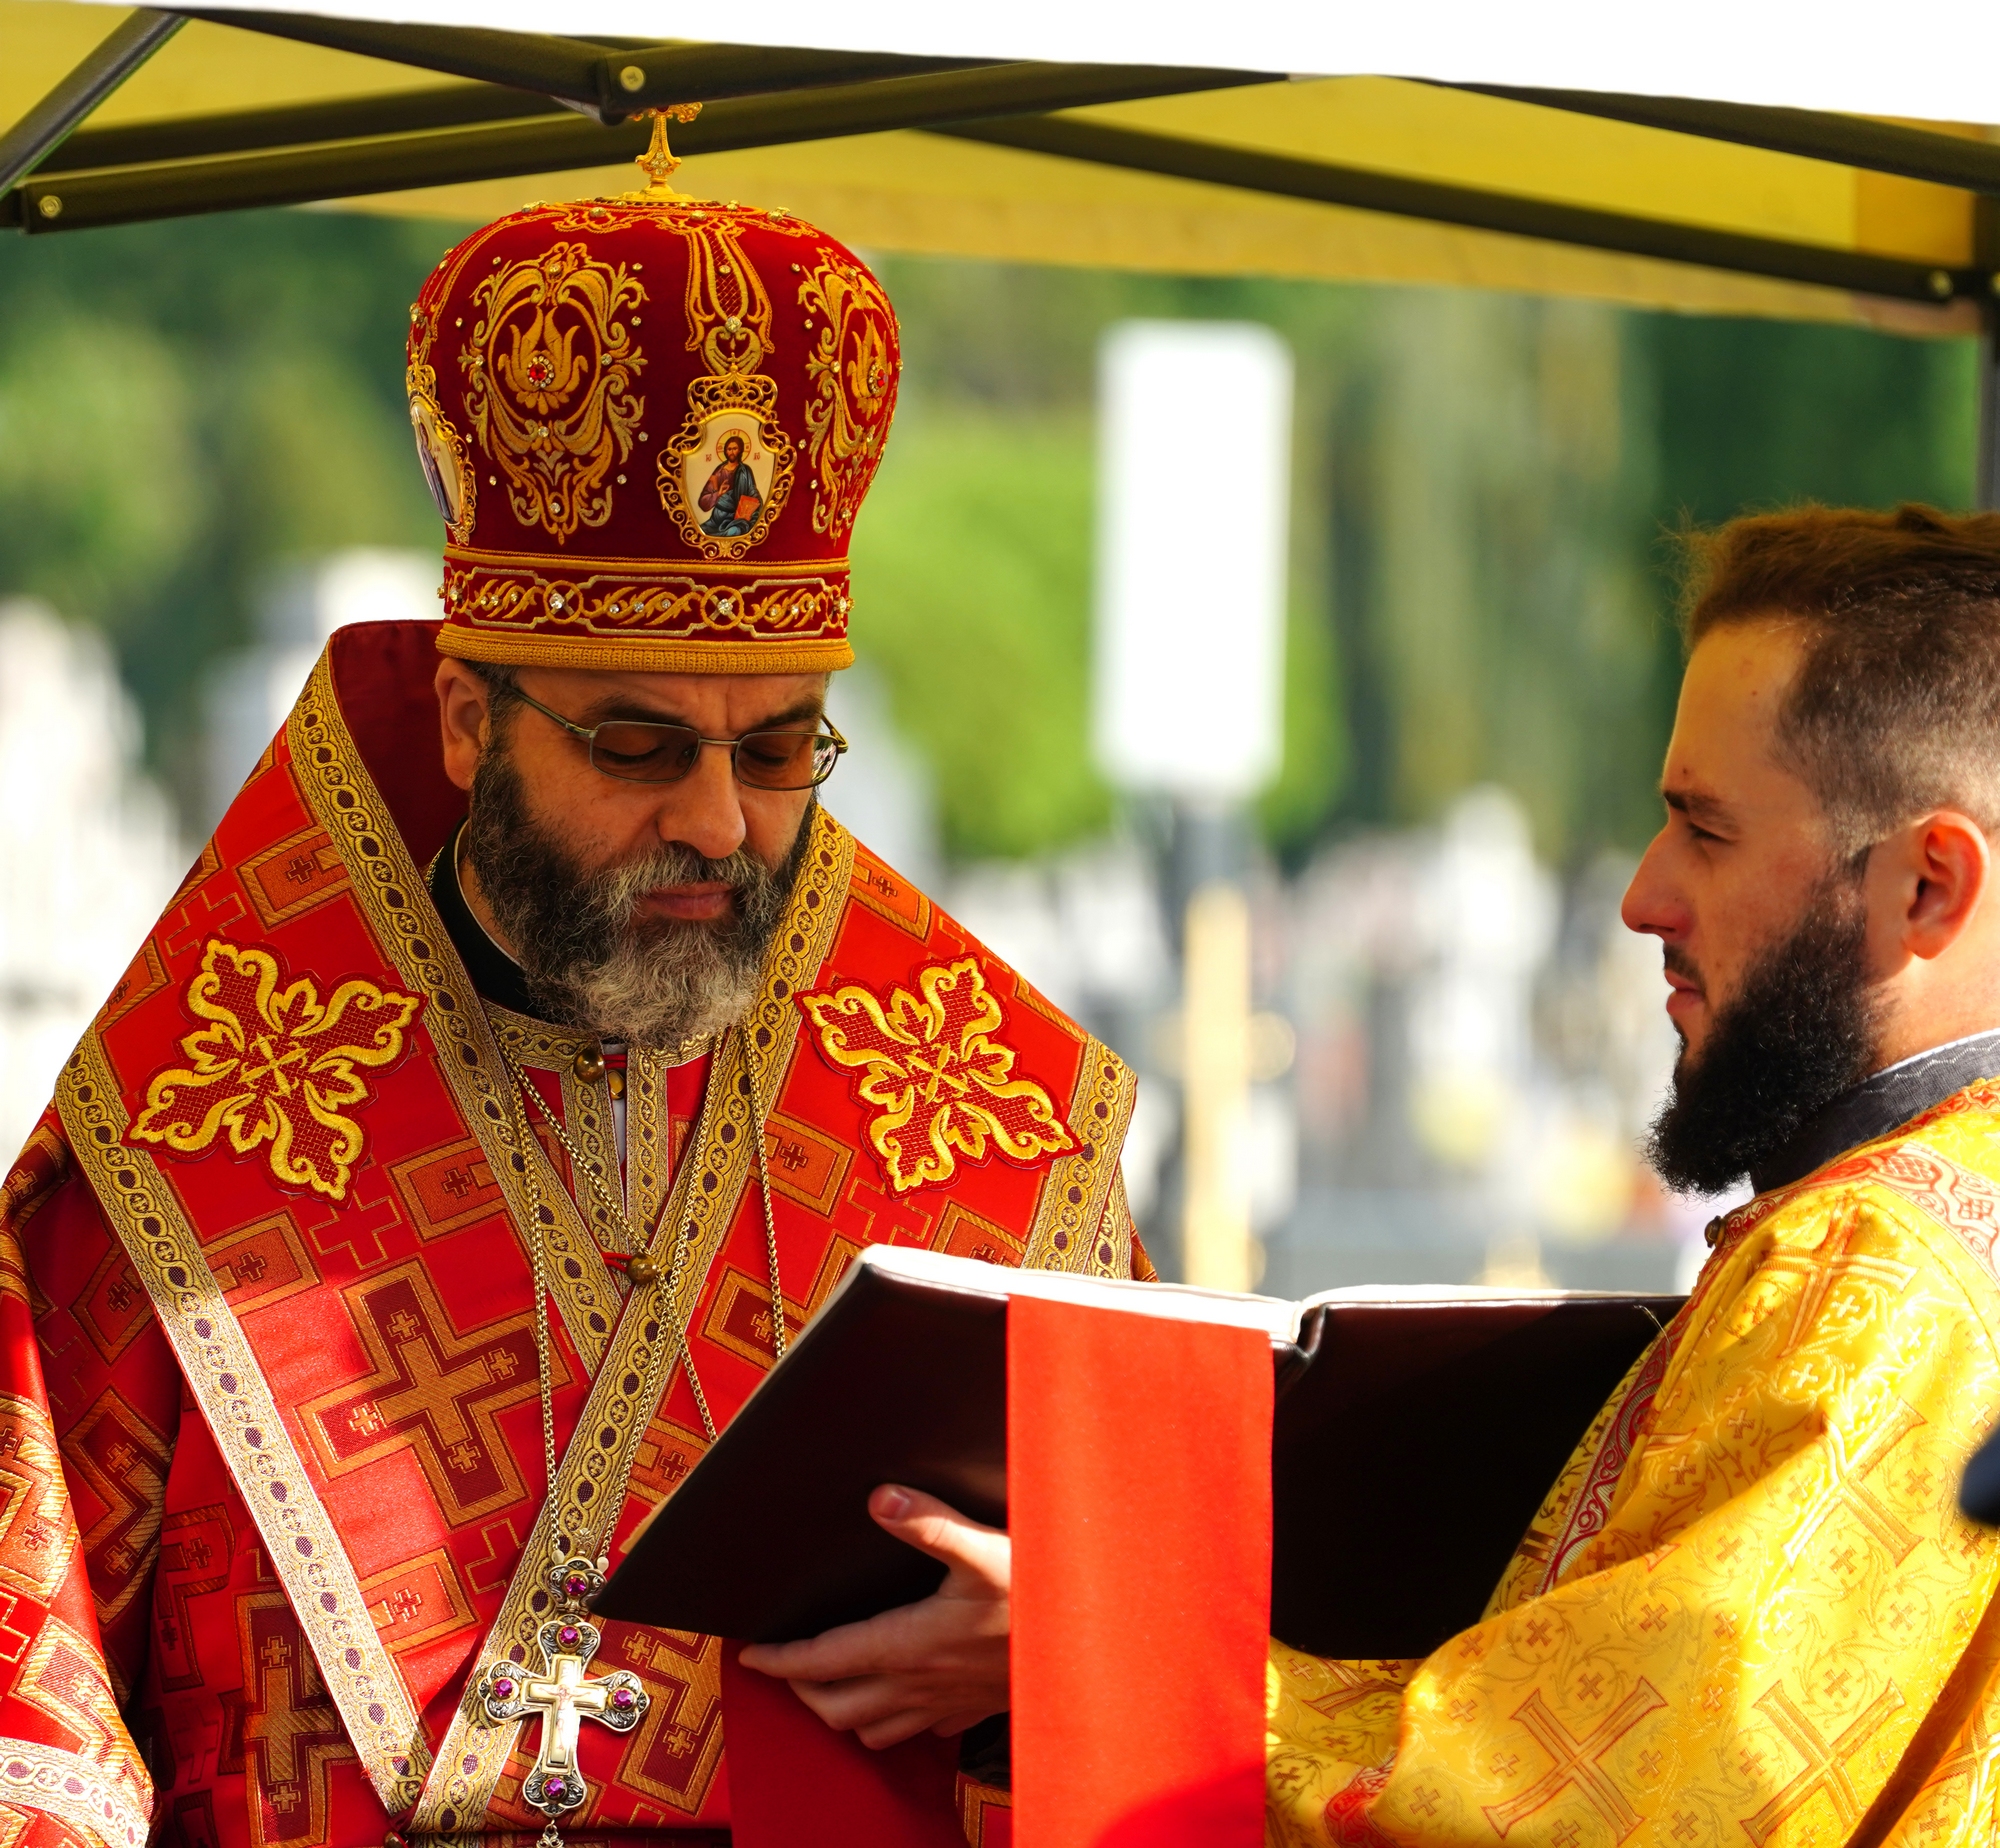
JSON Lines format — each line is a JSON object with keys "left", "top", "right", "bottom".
{"left": 0, "top": 209, "right": 1978, "bottom": 859}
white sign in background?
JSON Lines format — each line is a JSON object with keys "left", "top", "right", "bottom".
{"left": 1092, "top": 319, "right": 1293, "bottom": 803}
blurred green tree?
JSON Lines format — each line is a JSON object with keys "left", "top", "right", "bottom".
{"left": 0, "top": 211, "right": 457, "bottom": 816}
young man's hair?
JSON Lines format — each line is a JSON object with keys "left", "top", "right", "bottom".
{"left": 1680, "top": 503, "right": 2000, "bottom": 853}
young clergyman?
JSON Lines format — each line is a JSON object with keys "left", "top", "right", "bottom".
{"left": 1256, "top": 505, "right": 2000, "bottom": 1844}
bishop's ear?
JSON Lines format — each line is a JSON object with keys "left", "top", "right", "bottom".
{"left": 434, "top": 657, "right": 492, "bottom": 793}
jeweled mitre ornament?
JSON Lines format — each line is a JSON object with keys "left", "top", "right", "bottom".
{"left": 407, "top": 117, "right": 901, "bottom": 674}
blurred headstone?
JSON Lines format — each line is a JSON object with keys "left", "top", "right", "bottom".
{"left": 0, "top": 601, "right": 183, "bottom": 1163}
{"left": 205, "top": 549, "right": 436, "bottom": 831}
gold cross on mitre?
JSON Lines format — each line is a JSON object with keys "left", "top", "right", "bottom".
{"left": 629, "top": 103, "right": 703, "bottom": 199}
{"left": 474, "top": 1565, "right": 648, "bottom": 1820}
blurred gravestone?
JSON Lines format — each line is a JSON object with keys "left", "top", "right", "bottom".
{"left": 204, "top": 549, "right": 436, "bottom": 831}
{"left": 0, "top": 602, "right": 182, "bottom": 1164}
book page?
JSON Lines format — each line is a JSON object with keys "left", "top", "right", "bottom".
{"left": 1301, "top": 1283, "right": 1683, "bottom": 1309}
{"left": 847, "top": 1245, "right": 1305, "bottom": 1341}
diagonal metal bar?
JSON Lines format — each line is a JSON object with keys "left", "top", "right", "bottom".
{"left": 180, "top": 9, "right": 605, "bottom": 107}
{"left": 0, "top": 8, "right": 186, "bottom": 194}
{"left": 591, "top": 44, "right": 989, "bottom": 120}
{"left": 37, "top": 83, "right": 569, "bottom": 173}
{"left": 5, "top": 62, "right": 1272, "bottom": 235}
{"left": 1446, "top": 82, "right": 2000, "bottom": 198}
{"left": 184, "top": 11, "right": 993, "bottom": 123}
{"left": 934, "top": 116, "right": 1982, "bottom": 304}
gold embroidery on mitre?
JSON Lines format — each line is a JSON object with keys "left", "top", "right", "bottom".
{"left": 655, "top": 212, "right": 796, "bottom": 557}
{"left": 446, "top": 561, "right": 839, "bottom": 638}
{"left": 129, "top": 938, "right": 420, "bottom": 1203}
{"left": 797, "top": 253, "right": 897, "bottom": 539}
{"left": 799, "top": 958, "right": 1074, "bottom": 1195}
{"left": 460, "top": 242, "right": 645, "bottom": 544}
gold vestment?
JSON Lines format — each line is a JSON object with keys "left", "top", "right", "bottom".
{"left": 1268, "top": 1080, "right": 2000, "bottom": 1846}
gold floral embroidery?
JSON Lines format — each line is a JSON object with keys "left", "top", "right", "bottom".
{"left": 130, "top": 938, "right": 420, "bottom": 1203}
{"left": 460, "top": 243, "right": 644, "bottom": 544}
{"left": 799, "top": 958, "right": 1073, "bottom": 1195}
{"left": 797, "top": 254, "right": 898, "bottom": 539}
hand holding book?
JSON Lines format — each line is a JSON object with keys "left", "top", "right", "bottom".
{"left": 735, "top": 1485, "right": 1012, "bottom": 1749}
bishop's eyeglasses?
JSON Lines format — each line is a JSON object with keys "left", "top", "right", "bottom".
{"left": 512, "top": 688, "right": 847, "bottom": 790}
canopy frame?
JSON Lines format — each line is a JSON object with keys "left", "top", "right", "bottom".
{"left": 5, "top": 4, "right": 1998, "bottom": 505}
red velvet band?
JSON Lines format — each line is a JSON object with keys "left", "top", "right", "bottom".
{"left": 720, "top": 1645, "right": 963, "bottom": 1846}
{"left": 1009, "top": 1299, "right": 1273, "bottom": 1848}
{"left": 721, "top": 1297, "right": 1272, "bottom": 1846}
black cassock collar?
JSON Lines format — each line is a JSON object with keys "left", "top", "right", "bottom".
{"left": 428, "top": 818, "right": 546, "bottom": 1021}
{"left": 1749, "top": 1026, "right": 2000, "bottom": 1195}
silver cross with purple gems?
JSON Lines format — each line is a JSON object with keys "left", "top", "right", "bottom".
{"left": 474, "top": 1559, "right": 648, "bottom": 1818}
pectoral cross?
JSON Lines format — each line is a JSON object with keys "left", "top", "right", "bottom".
{"left": 475, "top": 1561, "right": 648, "bottom": 1820}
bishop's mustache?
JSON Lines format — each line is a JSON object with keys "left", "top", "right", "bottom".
{"left": 595, "top": 841, "right": 772, "bottom": 930}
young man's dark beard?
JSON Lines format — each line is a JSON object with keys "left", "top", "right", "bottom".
{"left": 464, "top": 741, "right": 809, "bottom": 1048}
{"left": 1646, "top": 870, "right": 1880, "bottom": 1195}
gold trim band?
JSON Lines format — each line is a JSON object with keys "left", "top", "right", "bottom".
{"left": 447, "top": 544, "right": 841, "bottom": 578}
{"left": 0, "top": 1739, "right": 153, "bottom": 1848}
{"left": 1023, "top": 1035, "right": 1138, "bottom": 1275}
{"left": 288, "top": 657, "right": 625, "bottom": 1375}
{"left": 57, "top": 1039, "right": 430, "bottom": 1818}
{"left": 436, "top": 627, "right": 854, "bottom": 675}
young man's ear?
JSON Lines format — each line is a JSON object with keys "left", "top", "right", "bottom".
{"left": 1875, "top": 809, "right": 1991, "bottom": 961}
{"left": 435, "top": 659, "right": 492, "bottom": 794}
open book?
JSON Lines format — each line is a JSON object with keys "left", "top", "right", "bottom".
{"left": 594, "top": 1247, "right": 1680, "bottom": 1658}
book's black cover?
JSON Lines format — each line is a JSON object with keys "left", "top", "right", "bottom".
{"left": 1270, "top": 1294, "right": 1679, "bottom": 1658}
{"left": 596, "top": 1262, "right": 1012, "bottom": 1643}
{"left": 595, "top": 1271, "right": 1681, "bottom": 1656}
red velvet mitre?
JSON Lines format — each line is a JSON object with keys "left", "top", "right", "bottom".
{"left": 407, "top": 132, "right": 900, "bottom": 675}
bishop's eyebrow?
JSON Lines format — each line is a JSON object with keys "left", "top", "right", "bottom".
{"left": 579, "top": 693, "right": 827, "bottom": 731}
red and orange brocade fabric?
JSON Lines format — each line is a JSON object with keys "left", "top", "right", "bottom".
{"left": 0, "top": 620, "right": 1143, "bottom": 1848}
{"left": 1266, "top": 1087, "right": 2000, "bottom": 1847}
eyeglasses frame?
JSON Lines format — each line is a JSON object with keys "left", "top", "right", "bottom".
{"left": 507, "top": 686, "right": 848, "bottom": 789}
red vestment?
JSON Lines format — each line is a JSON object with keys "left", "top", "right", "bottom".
{"left": 0, "top": 622, "right": 1144, "bottom": 1848}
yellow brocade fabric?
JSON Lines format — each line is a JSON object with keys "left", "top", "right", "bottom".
{"left": 1267, "top": 1080, "right": 2000, "bottom": 1847}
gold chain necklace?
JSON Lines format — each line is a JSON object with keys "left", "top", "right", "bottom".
{"left": 474, "top": 1029, "right": 788, "bottom": 1844}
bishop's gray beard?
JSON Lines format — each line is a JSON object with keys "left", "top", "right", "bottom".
{"left": 464, "top": 745, "right": 808, "bottom": 1048}
{"left": 1645, "top": 867, "right": 1879, "bottom": 1196}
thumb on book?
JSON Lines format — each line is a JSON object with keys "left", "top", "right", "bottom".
{"left": 869, "top": 1485, "right": 1010, "bottom": 1593}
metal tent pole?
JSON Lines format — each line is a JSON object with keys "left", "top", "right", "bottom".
{"left": 0, "top": 9, "right": 185, "bottom": 198}
{"left": 1979, "top": 201, "right": 2000, "bottom": 513}
{"left": 1979, "top": 309, "right": 2000, "bottom": 512}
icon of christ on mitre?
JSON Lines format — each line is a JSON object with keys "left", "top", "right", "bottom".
{"left": 0, "top": 118, "right": 1152, "bottom": 1848}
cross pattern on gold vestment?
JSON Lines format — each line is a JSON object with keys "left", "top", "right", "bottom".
{"left": 1741, "top": 1678, "right": 1906, "bottom": 1845}
{"left": 1784, "top": 1399, "right": 1926, "bottom": 1570}
{"left": 1482, "top": 1681, "right": 1667, "bottom": 1842}
{"left": 1753, "top": 1216, "right": 1915, "bottom": 1360}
